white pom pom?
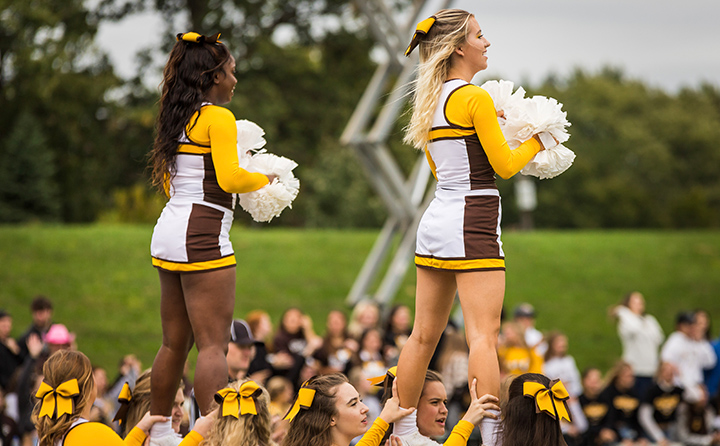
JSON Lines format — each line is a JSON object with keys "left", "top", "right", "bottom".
{"left": 482, "top": 80, "right": 575, "bottom": 179}
{"left": 521, "top": 144, "right": 576, "bottom": 179}
{"left": 235, "top": 148, "right": 300, "bottom": 222}
{"left": 236, "top": 119, "right": 266, "bottom": 169}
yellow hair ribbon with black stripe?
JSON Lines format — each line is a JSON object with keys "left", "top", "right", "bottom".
{"left": 405, "top": 16, "right": 436, "bottom": 56}
{"left": 283, "top": 382, "right": 316, "bottom": 422}
{"left": 522, "top": 379, "right": 572, "bottom": 422}
{"left": 36, "top": 379, "right": 80, "bottom": 419}
{"left": 176, "top": 32, "right": 222, "bottom": 44}
{"left": 112, "top": 382, "right": 133, "bottom": 424}
{"left": 367, "top": 366, "right": 397, "bottom": 387}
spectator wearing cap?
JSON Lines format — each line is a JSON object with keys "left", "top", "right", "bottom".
{"left": 44, "top": 323, "right": 76, "bottom": 354}
{"left": 610, "top": 291, "right": 665, "bottom": 399}
{"left": 17, "top": 295, "right": 54, "bottom": 361}
{"left": 228, "top": 319, "right": 257, "bottom": 381}
{"left": 0, "top": 309, "right": 21, "bottom": 389}
{"left": 512, "top": 303, "right": 547, "bottom": 357}
{"left": 661, "top": 311, "right": 717, "bottom": 403}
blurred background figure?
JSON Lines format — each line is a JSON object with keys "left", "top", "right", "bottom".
{"left": 611, "top": 291, "right": 665, "bottom": 399}
{"left": 513, "top": 303, "right": 547, "bottom": 357}
{"left": 0, "top": 310, "right": 21, "bottom": 390}
{"left": 661, "top": 311, "right": 717, "bottom": 403}
{"left": 382, "top": 304, "right": 412, "bottom": 366}
{"left": 17, "top": 296, "right": 53, "bottom": 362}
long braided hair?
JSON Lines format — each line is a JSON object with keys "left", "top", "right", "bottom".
{"left": 149, "top": 34, "right": 231, "bottom": 193}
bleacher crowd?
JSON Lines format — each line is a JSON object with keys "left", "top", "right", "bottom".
{"left": 0, "top": 293, "right": 718, "bottom": 446}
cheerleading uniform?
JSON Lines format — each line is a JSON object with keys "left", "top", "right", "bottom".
{"left": 415, "top": 79, "right": 542, "bottom": 272}
{"left": 151, "top": 105, "right": 269, "bottom": 273}
{"left": 58, "top": 418, "right": 203, "bottom": 446}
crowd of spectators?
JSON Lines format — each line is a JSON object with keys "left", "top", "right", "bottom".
{"left": 0, "top": 293, "right": 718, "bottom": 446}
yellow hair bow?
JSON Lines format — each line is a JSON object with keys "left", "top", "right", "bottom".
{"left": 35, "top": 379, "right": 80, "bottom": 419}
{"left": 283, "top": 386, "right": 316, "bottom": 422}
{"left": 368, "top": 366, "right": 397, "bottom": 387}
{"left": 405, "top": 16, "right": 436, "bottom": 56}
{"left": 215, "top": 381, "right": 262, "bottom": 418}
{"left": 522, "top": 379, "right": 572, "bottom": 422}
{"left": 176, "top": 32, "right": 222, "bottom": 44}
{"left": 112, "top": 382, "right": 133, "bottom": 424}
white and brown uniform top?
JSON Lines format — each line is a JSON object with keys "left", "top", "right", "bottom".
{"left": 415, "top": 79, "right": 542, "bottom": 271}
{"left": 151, "top": 104, "right": 268, "bottom": 273}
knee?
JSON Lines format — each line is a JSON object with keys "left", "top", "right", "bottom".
{"left": 196, "top": 340, "right": 229, "bottom": 356}
{"left": 408, "top": 328, "right": 443, "bottom": 349}
{"left": 466, "top": 327, "right": 500, "bottom": 351}
{"left": 162, "top": 335, "right": 193, "bottom": 355}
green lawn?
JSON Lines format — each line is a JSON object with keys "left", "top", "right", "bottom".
{"left": 2, "top": 225, "right": 719, "bottom": 375}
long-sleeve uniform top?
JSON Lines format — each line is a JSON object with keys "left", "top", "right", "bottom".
{"left": 58, "top": 419, "right": 204, "bottom": 446}
{"left": 415, "top": 80, "right": 542, "bottom": 272}
{"left": 151, "top": 104, "right": 268, "bottom": 272}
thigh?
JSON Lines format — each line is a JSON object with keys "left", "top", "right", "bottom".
{"left": 159, "top": 270, "right": 193, "bottom": 349}
{"left": 456, "top": 270, "right": 505, "bottom": 339}
{"left": 181, "top": 267, "right": 236, "bottom": 348}
{"left": 412, "top": 267, "right": 458, "bottom": 342}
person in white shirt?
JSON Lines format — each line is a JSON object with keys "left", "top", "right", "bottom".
{"left": 661, "top": 311, "right": 717, "bottom": 403}
{"left": 610, "top": 291, "right": 664, "bottom": 398}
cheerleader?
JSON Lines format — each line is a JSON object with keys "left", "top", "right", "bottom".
{"left": 280, "top": 373, "right": 414, "bottom": 446}
{"left": 32, "top": 350, "right": 212, "bottom": 446}
{"left": 395, "top": 9, "right": 553, "bottom": 445}
{"left": 147, "top": 31, "right": 275, "bottom": 444}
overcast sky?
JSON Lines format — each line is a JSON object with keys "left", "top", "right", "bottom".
{"left": 97, "top": 0, "right": 720, "bottom": 92}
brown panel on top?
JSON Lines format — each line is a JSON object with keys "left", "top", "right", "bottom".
{"left": 202, "top": 154, "right": 233, "bottom": 210}
{"left": 465, "top": 135, "right": 497, "bottom": 190}
{"left": 185, "top": 203, "right": 223, "bottom": 262}
{"left": 463, "top": 194, "right": 502, "bottom": 259}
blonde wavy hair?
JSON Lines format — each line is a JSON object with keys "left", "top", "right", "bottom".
{"left": 201, "top": 379, "right": 276, "bottom": 446}
{"left": 32, "top": 350, "right": 96, "bottom": 446}
{"left": 404, "top": 9, "right": 474, "bottom": 150}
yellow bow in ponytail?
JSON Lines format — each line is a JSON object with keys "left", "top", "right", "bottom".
{"left": 283, "top": 382, "right": 316, "bottom": 422}
{"left": 36, "top": 379, "right": 80, "bottom": 419}
{"left": 215, "top": 381, "right": 263, "bottom": 418}
{"left": 112, "top": 382, "right": 133, "bottom": 424}
{"left": 367, "top": 366, "right": 397, "bottom": 387}
{"left": 405, "top": 16, "right": 436, "bottom": 56}
{"left": 522, "top": 379, "right": 572, "bottom": 422}
{"left": 176, "top": 32, "right": 222, "bottom": 44}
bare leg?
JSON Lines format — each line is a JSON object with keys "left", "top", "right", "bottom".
{"left": 150, "top": 270, "right": 194, "bottom": 416}
{"left": 456, "top": 270, "right": 504, "bottom": 398}
{"left": 183, "top": 267, "right": 236, "bottom": 415}
{"left": 396, "top": 267, "right": 457, "bottom": 408}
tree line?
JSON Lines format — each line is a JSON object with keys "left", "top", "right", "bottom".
{"left": 2, "top": 0, "right": 719, "bottom": 228}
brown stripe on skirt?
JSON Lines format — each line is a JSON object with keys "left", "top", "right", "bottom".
{"left": 185, "top": 203, "right": 223, "bottom": 262}
{"left": 463, "top": 194, "right": 503, "bottom": 259}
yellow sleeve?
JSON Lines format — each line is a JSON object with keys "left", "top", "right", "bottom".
{"left": 179, "top": 430, "right": 204, "bottom": 446}
{"left": 444, "top": 420, "right": 474, "bottom": 446}
{"left": 64, "top": 422, "right": 128, "bottom": 446}
{"left": 356, "top": 417, "right": 390, "bottom": 446}
{"left": 447, "top": 85, "right": 542, "bottom": 180}
{"left": 206, "top": 107, "right": 270, "bottom": 193}
{"left": 123, "top": 427, "right": 147, "bottom": 446}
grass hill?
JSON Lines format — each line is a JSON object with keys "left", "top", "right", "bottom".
{"left": 2, "top": 225, "right": 718, "bottom": 375}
